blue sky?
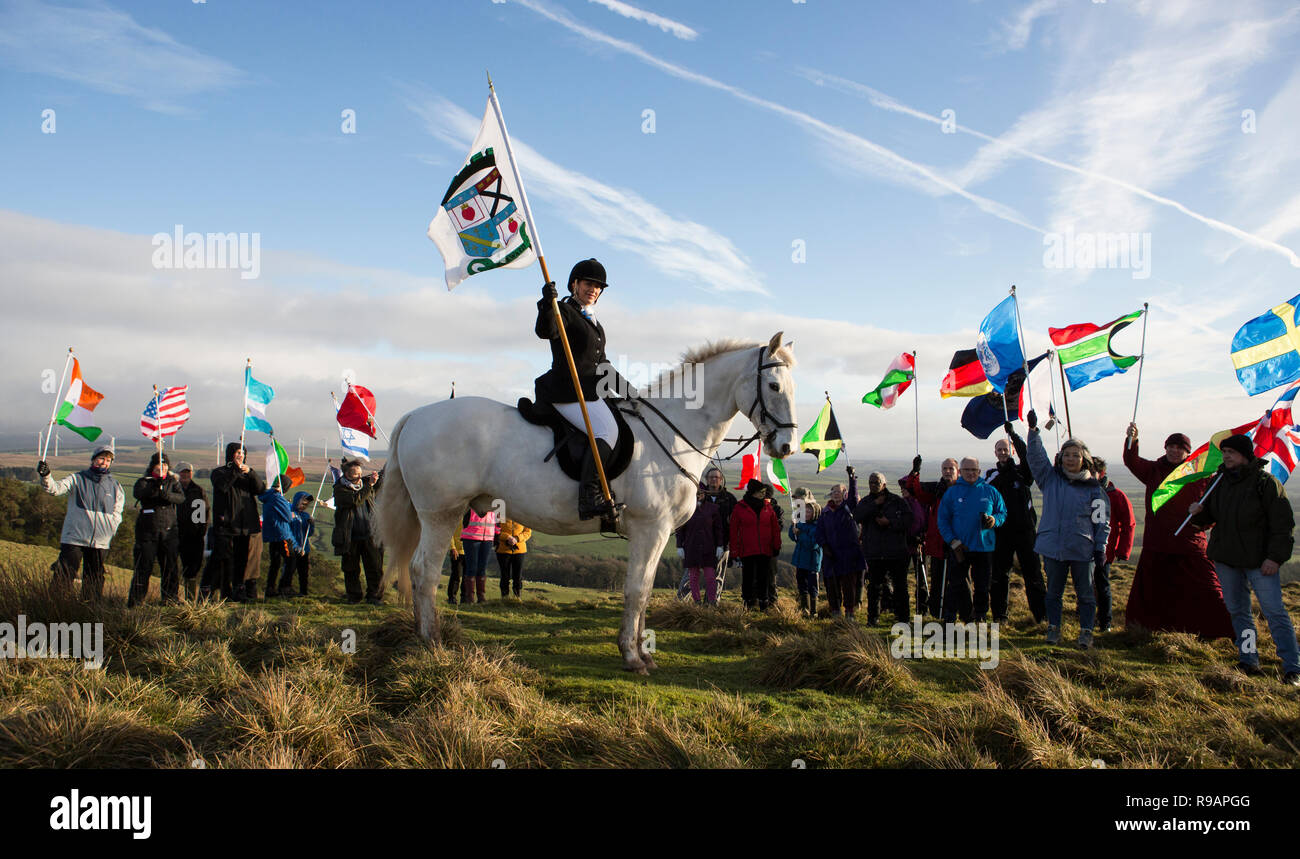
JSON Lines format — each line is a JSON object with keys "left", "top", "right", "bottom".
{"left": 2, "top": 0, "right": 1299, "bottom": 467}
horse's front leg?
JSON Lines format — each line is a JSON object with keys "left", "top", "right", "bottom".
{"left": 620, "top": 523, "right": 671, "bottom": 673}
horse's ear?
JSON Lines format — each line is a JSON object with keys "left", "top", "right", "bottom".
{"left": 767, "top": 331, "right": 784, "bottom": 357}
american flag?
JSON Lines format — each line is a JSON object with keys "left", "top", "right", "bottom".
{"left": 140, "top": 385, "right": 191, "bottom": 441}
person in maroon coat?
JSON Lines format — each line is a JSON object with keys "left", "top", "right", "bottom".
{"left": 676, "top": 484, "right": 726, "bottom": 605}
{"left": 730, "top": 479, "right": 782, "bottom": 610}
{"left": 1122, "top": 423, "right": 1233, "bottom": 638}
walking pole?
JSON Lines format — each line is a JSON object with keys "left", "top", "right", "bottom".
{"left": 1057, "top": 354, "right": 1074, "bottom": 439}
{"left": 1174, "top": 472, "right": 1222, "bottom": 536}
{"left": 302, "top": 462, "right": 329, "bottom": 553}
{"left": 40, "top": 347, "right": 74, "bottom": 462}
{"left": 1127, "top": 302, "right": 1150, "bottom": 450}
{"left": 487, "top": 72, "right": 614, "bottom": 511}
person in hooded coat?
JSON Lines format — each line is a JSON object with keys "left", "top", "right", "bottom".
{"left": 676, "top": 483, "right": 726, "bottom": 605}
{"left": 128, "top": 451, "right": 186, "bottom": 606}
{"left": 202, "top": 441, "right": 265, "bottom": 601}
{"left": 730, "top": 479, "right": 782, "bottom": 610}
{"left": 280, "top": 490, "right": 314, "bottom": 597}
{"left": 1122, "top": 423, "right": 1234, "bottom": 639}
{"left": 815, "top": 467, "right": 866, "bottom": 618}
{"left": 1022, "top": 415, "right": 1109, "bottom": 649}
{"left": 38, "top": 445, "right": 124, "bottom": 601}
{"left": 258, "top": 476, "right": 297, "bottom": 600}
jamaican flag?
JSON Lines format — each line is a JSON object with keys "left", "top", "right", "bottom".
{"left": 801, "top": 400, "right": 843, "bottom": 472}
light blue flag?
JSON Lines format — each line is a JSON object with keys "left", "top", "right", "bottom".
{"left": 244, "top": 367, "right": 275, "bottom": 434}
{"left": 976, "top": 295, "right": 1025, "bottom": 393}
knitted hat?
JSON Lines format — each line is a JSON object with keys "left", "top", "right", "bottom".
{"left": 1164, "top": 433, "right": 1192, "bottom": 451}
{"left": 147, "top": 451, "right": 171, "bottom": 470}
{"left": 745, "top": 478, "right": 765, "bottom": 494}
{"left": 1219, "top": 434, "right": 1254, "bottom": 459}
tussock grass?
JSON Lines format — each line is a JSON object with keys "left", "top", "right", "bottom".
{"left": 758, "top": 624, "right": 917, "bottom": 696}
{"left": 2, "top": 539, "right": 1298, "bottom": 769}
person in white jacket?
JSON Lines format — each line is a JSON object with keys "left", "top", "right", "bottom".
{"left": 38, "top": 444, "right": 125, "bottom": 600}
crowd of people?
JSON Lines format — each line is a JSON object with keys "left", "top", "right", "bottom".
{"left": 669, "top": 411, "right": 1298, "bottom": 684}
{"left": 30, "top": 405, "right": 1300, "bottom": 683}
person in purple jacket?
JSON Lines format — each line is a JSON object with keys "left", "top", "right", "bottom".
{"left": 815, "top": 466, "right": 866, "bottom": 619}
{"left": 676, "top": 483, "right": 727, "bottom": 605}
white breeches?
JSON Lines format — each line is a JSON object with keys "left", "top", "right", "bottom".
{"left": 554, "top": 398, "right": 619, "bottom": 446}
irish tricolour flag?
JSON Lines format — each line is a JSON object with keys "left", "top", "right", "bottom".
{"left": 1049, "top": 309, "right": 1143, "bottom": 391}
{"left": 56, "top": 358, "right": 104, "bottom": 441}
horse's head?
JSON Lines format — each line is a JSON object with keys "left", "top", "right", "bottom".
{"left": 738, "top": 331, "right": 798, "bottom": 460}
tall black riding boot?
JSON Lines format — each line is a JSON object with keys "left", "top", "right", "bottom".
{"left": 578, "top": 439, "right": 618, "bottom": 521}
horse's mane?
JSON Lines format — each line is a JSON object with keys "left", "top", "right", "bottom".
{"left": 647, "top": 338, "right": 796, "bottom": 394}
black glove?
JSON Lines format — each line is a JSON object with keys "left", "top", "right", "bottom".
{"left": 1003, "top": 421, "right": 1014, "bottom": 436}
{"left": 846, "top": 466, "right": 856, "bottom": 478}
{"left": 1027, "top": 409, "right": 1038, "bottom": 430}
{"left": 541, "top": 281, "right": 558, "bottom": 301}
{"left": 911, "top": 455, "right": 922, "bottom": 475}
{"left": 36, "top": 460, "right": 50, "bottom": 478}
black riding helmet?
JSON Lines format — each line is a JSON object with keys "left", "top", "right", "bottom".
{"left": 567, "top": 258, "right": 608, "bottom": 292}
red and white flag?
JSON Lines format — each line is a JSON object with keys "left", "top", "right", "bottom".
{"left": 140, "top": 385, "right": 191, "bottom": 441}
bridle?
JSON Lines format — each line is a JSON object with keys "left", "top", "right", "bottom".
{"left": 620, "top": 346, "right": 796, "bottom": 484}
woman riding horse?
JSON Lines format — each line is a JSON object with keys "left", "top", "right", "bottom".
{"left": 535, "top": 258, "right": 633, "bottom": 520}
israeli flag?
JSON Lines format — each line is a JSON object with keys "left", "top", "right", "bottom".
{"left": 339, "top": 423, "right": 370, "bottom": 461}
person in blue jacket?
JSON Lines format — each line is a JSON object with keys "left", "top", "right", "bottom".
{"left": 937, "top": 456, "right": 1007, "bottom": 623}
{"left": 257, "top": 477, "right": 297, "bottom": 600}
{"left": 789, "top": 494, "right": 824, "bottom": 616}
{"left": 281, "top": 490, "right": 315, "bottom": 597}
{"left": 1019, "top": 412, "right": 1110, "bottom": 648}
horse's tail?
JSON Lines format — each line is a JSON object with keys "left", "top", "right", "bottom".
{"left": 377, "top": 412, "right": 419, "bottom": 601}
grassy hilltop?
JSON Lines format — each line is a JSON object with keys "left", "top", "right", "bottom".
{"left": 1, "top": 538, "right": 1298, "bottom": 769}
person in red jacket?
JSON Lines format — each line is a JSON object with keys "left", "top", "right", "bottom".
{"left": 730, "top": 479, "right": 782, "bottom": 610}
{"left": 1122, "top": 423, "right": 1233, "bottom": 638}
{"left": 1093, "top": 458, "right": 1135, "bottom": 632}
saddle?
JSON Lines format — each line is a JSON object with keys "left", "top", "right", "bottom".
{"left": 516, "top": 398, "right": 635, "bottom": 483}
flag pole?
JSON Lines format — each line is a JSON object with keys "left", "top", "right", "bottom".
{"left": 1127, "top": 302, "right": 1150, "bottom": 450}
{"left": 825, "top": 391, "right": 851, "bottom": 468}
{"left": 240, "top": 358, "right": 250, "bottom": 457}
{"left": 487, "top": 72, "right": 614, "bottom": 509}
{"left": 346, "top": 382, "right": 391, "bottom": 445}
{"left": 41, "top": 347, "right": 74, "bottom": 462}
{"left": 1174, "top": 472, "right": 1222, "bottom": 536}
{"left": 1046, "top": 350, "right": 1061, "bottom": 453}
{"left": 911, "top": 351, "right": 919, "bottom": 458}
{"left": 1010, "top": 284, "right": 1035, "bottom": 435}
{"left": 152, "top": 385, "right": 163, "bottom": 464}
{"left": 1057, "top": 355, "right": 1074, "bottom": 438}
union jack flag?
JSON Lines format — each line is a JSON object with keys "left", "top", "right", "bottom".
{"left": 1250, "top": 381, "right": 1300, "bottom": 483}
{"left": 140, "top": 385, "right": 191, "bottom": 441}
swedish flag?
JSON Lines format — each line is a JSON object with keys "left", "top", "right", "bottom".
{"left": 1231, "top": 294, "right": 1300, "bottom": 396}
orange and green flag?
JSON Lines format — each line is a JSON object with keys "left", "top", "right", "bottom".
{"left": 56, "top": 358, "right": 104, "bottom": 441}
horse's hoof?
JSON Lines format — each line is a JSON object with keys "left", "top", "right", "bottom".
{"left": 622, "top": 657, "right": 646, "bottom": 673}
{"left": 640, "top": 654, "right": 658, "bottom": 670}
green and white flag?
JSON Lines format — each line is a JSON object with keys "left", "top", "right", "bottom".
{"left": 265, "top": 437, "right": 289, "bottom": 487}
{"left": 862, "top": 352, "right": 916, "bottom": 409}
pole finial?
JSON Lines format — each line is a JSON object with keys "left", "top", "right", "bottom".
{"left": 1010, "top": 283, "right": 1017, "bottom": 295}
{"left": 486, "top": 70, "right": 494, "bottom": 91}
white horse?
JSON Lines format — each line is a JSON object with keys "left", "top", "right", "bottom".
{"left": 376, "top": 332, "right": 799, "bottom": 673}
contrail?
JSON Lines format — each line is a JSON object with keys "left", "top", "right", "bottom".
{"left": 798, "top": 67, "right": 1300, "bottom": 269}
{"left": 514, "top": 0, "right": 1045, "bottom": 235}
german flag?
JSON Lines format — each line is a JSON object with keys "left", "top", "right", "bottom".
{"left": 940, "top": 349, "right": 993, "bottom": 398}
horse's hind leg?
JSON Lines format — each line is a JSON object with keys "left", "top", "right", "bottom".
{"left": 411, "top": 511, "right": 456, "bottom": 644}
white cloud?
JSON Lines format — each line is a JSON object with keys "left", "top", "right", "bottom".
{"left": 992, "top": 0, "right": 1061, "bottom": 52}
{"left": 586, "top": 0, "right": 697, "bottom": 40}
{"left": 0, "top": 0, "right": 247, "bottom": 115}
{"left": 402, "top": 89, "right": 767, "bottom": 295}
